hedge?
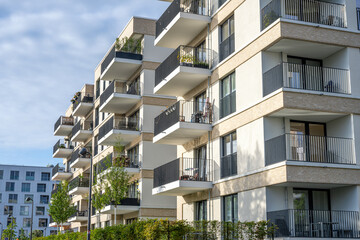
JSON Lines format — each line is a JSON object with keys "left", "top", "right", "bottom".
{"left": 34, "top": 220, "right": 276, "bottom": 240}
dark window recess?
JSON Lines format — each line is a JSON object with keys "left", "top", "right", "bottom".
{"left": 220, "top": 72, "right": 236, "bottom": 119}
{"left": 219, "top": 15, "right": 234, "bottom": 61}
{"left": 221, "top": 131, "right": 237, "bottom": 178}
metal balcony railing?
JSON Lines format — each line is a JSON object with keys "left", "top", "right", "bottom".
{"left": 72, "top": 91, "right": 94, "bottom": 110}
{"left": 68, "top": 148, "right": 91, "bottom": 166}
{"left": 96, "top": 153, "right": 141, "bottom": 174}
{"left": 54, "top": 116, "right": 74, "bottom": 132}
{"left": 261, "top": 0, "right": 347, "bottom": 30}
{"left": 155, "top": 45, "right": 211, "bottom": 87}
{"left": 263, "top": 62, "right": 350, "bottom": 96}
{"left": 265, "top": 134, "right": 355, "bottom": 166}
{"left": 53, "top": 139, "right": 74, "bottom": 154}
{"left": 268, "top": 209, "right": 360, "bottom": 238}
{"left": 153, "top": 158, "right": 212, "bottom": 188}
{"left": 98, "top": 116, "right": 141, "bottom": 140}
{"left": 71, "top": 120, "right": 93, "bottom": 137}
{"left": 220, "top": 152, "right": 237, "bottom": 179}
{"left": 68, "top": 176, "right": 90, "bottom": 191}
{"left": 100, "top": 81, "right": 141, "bottom": 107}
{"left": 52, "top": 164, "right": 68, "bottom": 177}
{"left": 154, "top": 100, "right": 212, "bottom": 136}
{"left": 69, "top": 210, "right": 88, "bottom": 218}
{"left": 156, "top": 0, "right": 209, "bottom": 38}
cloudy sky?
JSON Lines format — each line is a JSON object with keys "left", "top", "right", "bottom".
{"left": 0, "top": 0, "right": 168, "bottom": 166}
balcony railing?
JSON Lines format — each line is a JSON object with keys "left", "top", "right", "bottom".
{"left": 153, "top": 158, "right": 211, "bottom": 188}
{"left": 51, "top": 185, "right": 59, "bottom": 196}
{"left": 98, "top": 116, "right": 141, "bottom": 140}
{"left": 265, "top": 134, "right": 355, "bottom": 166}
{"left": 101, "top": 45, "right": 143, "bottom": 75}
{"left": 220, "top": 152, "right": 237, "bottom": 179}
{"left": 154, "top": 100, "right": 212, "bottom": 136}
{"left": 71, "top": 120, "right": 93, "bottom": 137}
{"left": 68, "top": 176, "right": 90, "bottom": 191}
{"left": 108, "top": 197, "right": 140, "bottom": 207}
{"left": 53, "top": 139, "right": 74, "bottom": 155}
{"left": 155, "top": 46, "right": 211, "bottom": 87}
{"left": 96, "top": 153, "right": 140, "bottom": 174}
{"left": 52, "top": 164, "right": 68, "bottom": 177}
{"left": 54, "top": 116, "right": 74, "bottom": 132}
{"left": 69, "top": 148, "right": 91, "bottom": 166}
{"left": 156, "top": 0, "right": 209, "bottom": 38}
{"left": 261, "top": 0, "right": 347, "bottom": 30}
{"left": 268, "top": 209, "right": 360, "bottom": 238}
{"left": 100, "top": 81, "right": 141, "bottom": 107}
{"left": 69, "top": 210, "right": 88, "bottom": 218}
{"left": 72, "top": 91, "right": 94, "bottom": 110}
{"left": 263, "top": 62, "right": 350, "bottom": 96}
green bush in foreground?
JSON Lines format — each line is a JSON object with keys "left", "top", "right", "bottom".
{"left": 34, "top": 220, "right": 276, "bottom": 240}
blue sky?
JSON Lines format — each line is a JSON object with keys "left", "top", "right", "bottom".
{"left": 0, "top": 0, "right": 169, "bottom": 167}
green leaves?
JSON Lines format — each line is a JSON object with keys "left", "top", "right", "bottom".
{"left": 2, "top": 218, "right": 17, "bottom": 240}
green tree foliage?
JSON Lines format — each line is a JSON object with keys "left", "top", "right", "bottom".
{"left": 32, "top": 230, "right": 44, "bottom": 238}
{"left": 2, "top": 218, "right": 17, "bottom": 240}
{"left": 18, "top": 228, "right": 29, "bottom": 240}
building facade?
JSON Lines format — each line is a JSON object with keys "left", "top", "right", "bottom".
{"left": 151, "top": 0, "right": 360, "bottom": 239}
{"left": 0, "top": 164, "right": 57, "bottom": 237}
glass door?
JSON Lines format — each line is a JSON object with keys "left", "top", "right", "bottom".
{"left": 195, "top": 145, "right": 207, "bottom": 181}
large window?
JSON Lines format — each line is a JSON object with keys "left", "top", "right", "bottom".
{"left": 20, "top": 206, "right": 29, "bottom": 216}
{"left": 37, "top": 183, "right": 46, "bottom": 192}
{"left": 127, "top": 145, "right": 139, "bottom": 167}
{"left": 10, "top": 171, "right": 19, "bottom": 180}
{"left": 7, "top": 217, "right": 15, "bottom": 226}
{"left": 223, "top": 194, "right": 238, "bottom": 222}
{"left": 24, "top": 194, "right": 34, "bottom": 204}
{"left": 6, "top": 182, "right": 15, "bottom": 191}
{"left": 220, "top": 72, "right": 236, "bottom": 119}
{"left": 22, "top": 183, "right": 31, "bottom": 192}
{"left": 39, "top": 218, "right": 48, "bottom": 227}
{"left": 26, "top": 171, "right": 35, "bottom": 181}
{"left": 4, "top": 205, "right": 13, "bottom": 215}
{"left": 41, "top": 172, "right": 50, "bottom": 181}
{"left": 36, "top": 206, "right": 45, "bottom": 215}
{"left": 23, "top": 218, "right": 31, "bottom": 228}
{"left": 195, "top": 91, "right": 206, "bottom": 113}
{"left": 40, "top": 195, "right": 49, "bottom": 204}
{"left": 219, "top": 15, "right": 235, "bottom": 61}
{"left": 195, "top": 200, "right": 207, "bottom": 221}
{"left": 8, "top": 194, "right": 18, "bottom": 203}
{"left": 221, "top": 131, "right": 237, "bottom": 178}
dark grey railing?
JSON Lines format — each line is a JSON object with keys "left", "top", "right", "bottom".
{"left": 71, "top": 120, "right": 93, "bottom": 138}
{"left": 155, "top": 46, "right": 211, "bottom": 87}
{"left": 156, "top": 0, "right": 209, "bottom": 38}
{"left": 100, "top": 80, "right": 141, "bottom": 107}
{"left": 98, "top": 116, "right": 140, "bottom": 140}
{"left": 108, "top": 197, "right": 140, "bottom": 206}
{"left": 268, "top": 209, "right": 360, "bottom": 238}
{"left": 72, "top": 91, "right": 94, "bottom": 111}
{"left": 69, "top": 210, "right": 88, "bottom": 218}
{"left": 265, "top": 134, "right": 355, "bottom": 166}
{"left": 69, "top": 148, "right": 91, "bottom": 166}
{"left": 261, "top": 0, "right": 347, "bottom": 30}
{"left": 68, "top": 176, "right": 89, "bottom": 191}
{"left": 219, "top": 34, "right": 234, "bottom": 62}
{"left": 95, "top": 153, "right": 140, "bottom": 174}
{"left": 53, "top": 139, "right": 74, "bottom": 154}
{"left": 153, "top": 158, "right": 211, "bottom": 188}
{"left": 54, "top": 116, "right": 74, "bottom": 132}
{"left": 101, "top": 45, "right": 143, "bottom": 75}
{"left": 52, "top": 164, "right": 68, "bottom": 177}
{"left": 154, "top": 100, "right": 212, "bottom": 136}
{"left": 220, "top": 152, "right": 237, "bottom": 178}
{"left": 263, "top": 62, "right": 350, "bottom": 96}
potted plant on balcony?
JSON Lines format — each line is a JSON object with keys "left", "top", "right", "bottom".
{"left": 194, "top": 60, "right": 209, "bottom": 69}
{"left": 178, "top": 52, "right": 194, "bottom": 67}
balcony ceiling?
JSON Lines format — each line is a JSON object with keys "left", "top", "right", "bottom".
{"left": 269, "top": 108, "right": 346, "bottom": 122}
{"left": 54, "top": 125, "right": 73, "bottom": 136}
{"left": 101, "top": 205, "right": 140, "bottom": 215}
{"left": 70, "top": 158, "right": 91, "bottom": 169}
{"left": 72, "top": 102, "right": 94, "bottom": 117}
{"left": 51, "top": 172, "right": 72, "bottom": 181}
{"left": 99, "top": 93, "right": 141, "bottom": 114}
{"left": 68, "top": 187, "right": 89, "bottom": 196}
{"left": 68, "top": 216, "right": 88, "bottom": 223}
{"left": 98, "top": 129, "right": 141, "bottom": 146}
{"left": 53, "top": 148, "right": 73, "bottom": 158}
{"left": 155, "top": 12, "right": 211, "bottom": 48}
{"left": 71, "top": 130, "right": 92, "bottom": 142}
{"left": 100, "top": 58, "right": 142, "bottom": 81}
{"left": 152, "top": 180, "right": 213, "bottom": 196}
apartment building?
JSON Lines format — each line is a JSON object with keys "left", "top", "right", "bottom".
{"left": 52, "top": 17, "right": 178, "bottom": 232}
{"left": 151, "top": 0, "right": 360, "bottom": 238}
{"left": 0, "top": 164, "right": 57, "bottom": 237}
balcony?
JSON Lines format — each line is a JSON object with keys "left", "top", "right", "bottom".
{"left": 268, "top": 209, "right": 360, "bottom": 238}
{"left": 263, "top": 62, "right": 350, "bottom": 97}
{"left": 153, "top": 101, "right": 212, "bottom": 145}
{"left": 152, "top": 158, "right": 212, "bottom": 196}
{"left": 52, "top": 139, "right": 73, "bottom": 158}
{"left": 68, "top": 210, "right": 88, "bottom": 223}
{"left": 51, "top": 164, "right": 72, "bottom": 181}
{"left": 100, "top": 44, "right": 142, "bottom": 81}
{"left": 154, "top": 46, "right": 211, "bottom": 96}
{"left": 69, "top": 148, "right": 91, "bottom": 169}
{"left": 265, "top": 134, "right": 355, "bottom": 166}
{"left": 71, "top": 120, "right": 93, "bottom": 142}
{"left": 101, "top": 198, "right": 140, "bottom": 215}
{"left": 68, "top": 176, "right": 89, "bottom": 196}
{"left": 96, "top": 153, "right": 140, "bottom": 176}
{"left": 98, "top": 116, "right": 141, "bottom": 146}
{"left": 99, "top": 80, "right": 141, "bottom": 114}
{"left": 155, "top": 0, "right": 210, "bottom": 48}
{"left": 261, "top": 0, "right": 347, "bottom": 31}
{"left": 72, "top": 90, "right": 94, "bottom": 117}
{"left": 54, "top": 116, "right": 74, "bottom": 136}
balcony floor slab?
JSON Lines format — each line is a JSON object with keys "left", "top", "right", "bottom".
{"left": 99, "top": 93, "right": 141, "bottom": 114}
{"left": 53, "top": 148, "right": 73, "bottom": 158}
{"left": 152, "top": 180, "right": 213, "bottom": 196}
{"left": 72, "top": 102, "right": 94, "bottom": 117}
{"left": 98, "top": 129, "right": 140, "bottom": 146}
{"left": 101, "top": 58, "right": 142, "bottom": 81}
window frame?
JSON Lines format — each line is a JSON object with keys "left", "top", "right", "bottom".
{"left": 37, "top": 183, "right": 47, "bottom": 193}
{"left": 36, "top": 206, "right": 46, "bottom": 216}
{"left": 24, "top": 194, "right": 34, "bottom": 204}
{"left": 0, "top": 170, "right": 3, "bottom": 179}
{"left": 6, "top": 182, "right": 15, "bottom": 192}
{"left": 10, "top": 171, "right": 19, "bottom": 180}
{"left": 22, "top": 182, "right": 31, "bottom": 192}
{"left": 40, "top": 195, "right": 49, "bottom": 204}
{"left": 8, "top": 194, "right": 18, "bottom": 204}
{"left": 222, "top": 194, "right": 238, "bottom": 223}
{"left": 357, "top": 8, "right": 360, "bottom": 30}
{"left": 220, "top": 15, "right": 234, "bottom": 43}
{"left": 20, "top": 206, "right": 30, "bottom": 216}
{"left": 220, "top": 72, "right": 236, "bottom": 119}
{"left": 195, "top": 200, "right": 207, "bottom": 221}
{"left": 26, "top": 171, "right": 35, "bottom": 181}
{"left": 221, "top": 131, "right": 237, "bottom": 178}
{"left": 4, "top": 205, "right": 14, "bottom": 215}
{"left": 41, "top": 172, "right": 51, "bottom": 181}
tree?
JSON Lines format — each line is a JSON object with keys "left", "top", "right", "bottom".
{"left": 17, "top": 228, "right": 29, "bottom": 240}
{"left": 48, "top": 181, "right": 76, "bottom": 234}
{"left": 2, "top": 218, "right": 16, "bottom": 240}
{"left": 31, "top": 230, "right": 43, "bottom": 238}
{"left": 92, "top": 163, "right": 107, "bottom": 228}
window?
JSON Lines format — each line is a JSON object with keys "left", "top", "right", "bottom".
{"left": 6, "top": 182, "right": 15, "bottom": 191}
{"left": 195, "top": 200, "right": 207, "bottom": 221}
{"left": 220, "top": 72, "right": 236, "bottom": 118}
{"left": 37, "top": 183, "right": 46, "bottom": 192}
{"left": 127, "top": 145, "right": 139, "bottom": 167}
{"left": 95, "top": 107, "right": 99, "bottom": 127}
{"left": 22, "top": 183, "right": 31, "bottom": 192}
{"left": 7, "top": 217, "right": 15, "bottom": 226}
{"left": 36, "top": 206, "right": 45, "bottom": 215}
{"left": 8, "top": 194, "right": 18, "bottom": 203}
{"left": 24, "top": 194, "right": 34, "bottom": 203}
{"left": 20, "top": 206, "right": 29, "bottom": 216}
{"left": 39, "top": 218, "right": 48, "bottom": 227}
{"left": 10, "top": 171, "right": 19, "bottom": 180}
{"left": 223, "top": 194, "right": 238, "bottom": 222}
{"left": 357, "top": 7, "right": 360, "bottom": 30}
{"left": 41, "top": 172, "right": 50, "bottom": 181}
{"left": 0, "top": 193, "right": 2, "bottom": 203}
{"left": 221, "top": 131, "right": 237, "bottom": 178}
{"left": 26, "top": 171, "right": 35, "bottom": 181}
{"left": 4, "top": 205, "right": 13, "bottom": 215}
{"left": 0, "top": 170, "right": 3, "bottom": 179}
{"left": 195, "top": 91, "right": 206, "bottom": 113}
{"left": 219, "top": 15, "right": 235, "bottom": 61}
{"left": 40, "top": 195, "right": 49, "bottom": 204}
